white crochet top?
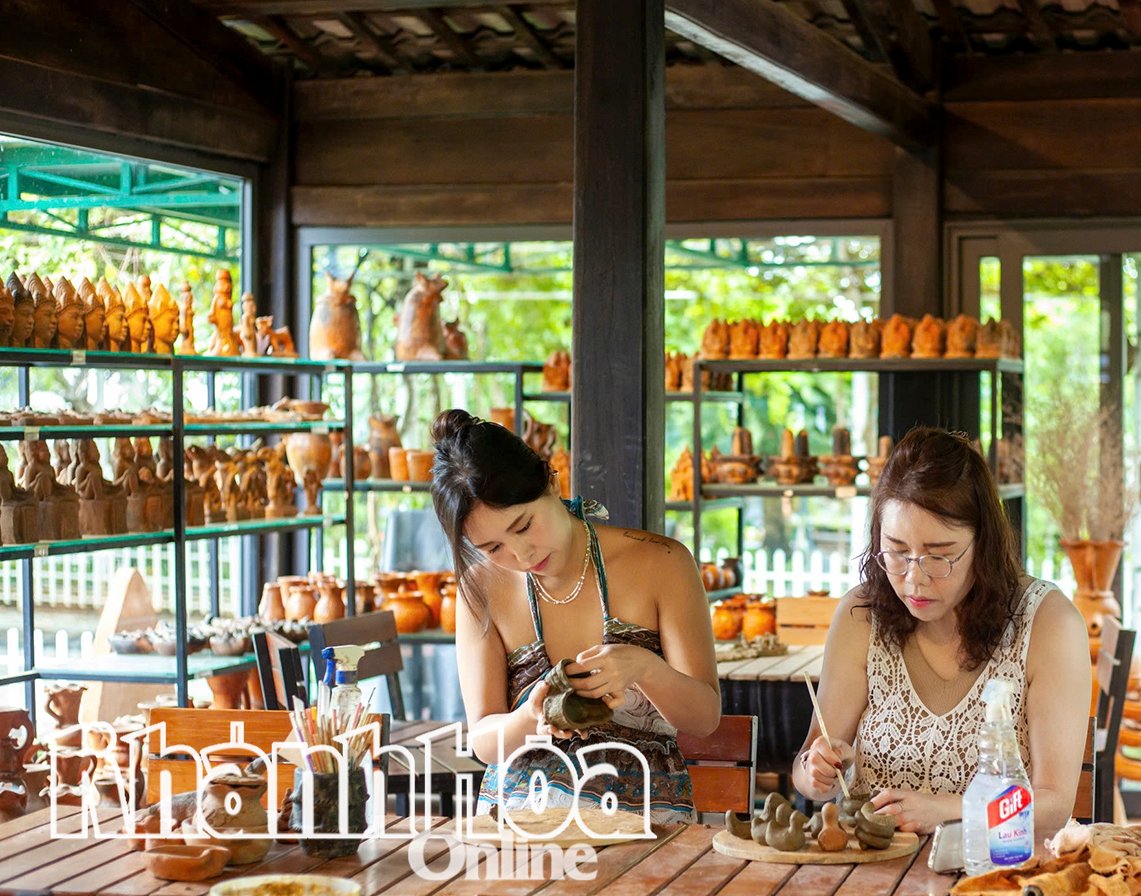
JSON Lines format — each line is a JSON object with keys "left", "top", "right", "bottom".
{"left": 853, "top": 578, "right": 1052, "bottom": 795}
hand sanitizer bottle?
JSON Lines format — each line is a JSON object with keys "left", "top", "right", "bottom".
{"left": 962, "top": 679, "right": 1034, "bottom": 876}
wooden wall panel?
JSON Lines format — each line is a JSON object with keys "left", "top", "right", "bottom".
{"left": 291, "top": 67, "right": 894, "bottom": 228}
{"left": 944, "top": 97, "right": 1141, "bottom": 218}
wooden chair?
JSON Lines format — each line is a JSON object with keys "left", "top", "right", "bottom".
{"left": 676, "top": 714, "right": 758, "bottom": 819}
{"left": 1093, "top": 615, "right": 1135, "bottom": 821}
{"left": 144, "top": 707, "right": 297, "bottom": 809}
{"left": 308, "top": 609, "right": 407, "bottom": 721}
{"left": 1074, "top": 715, "right": 1096, "bottom": 823}
{"left": 252, "top": 629, "right": 308, "bottom": 710}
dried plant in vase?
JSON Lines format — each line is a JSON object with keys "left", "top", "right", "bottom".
{"left": 1026, "top": 377, "right": 1139, "bottom": 641}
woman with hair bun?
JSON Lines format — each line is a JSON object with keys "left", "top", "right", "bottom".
{"left": 792, "top": 427, "right": 1090, "bottom": 837}
{"left": 430, "top": 408, "right": 720, "bottom": 822}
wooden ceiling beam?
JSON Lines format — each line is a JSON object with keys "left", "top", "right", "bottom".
{"left": 498, "top": 5, "right": 566, "bottom": 69}
{"left": 337, "top": 11, "right": 408, "bottom": 72}
{"left": 195, "top": 0, "right": 564, "bottom": 14}
{"left": 840, "top": 0, "right": 935, "bottom": 89}
{"left": 838, "top": 0, "right": 891, "bottom": 62}
{"left": 665, "top": 0, "right": 937, "bottom": 150}
{"left": 418, "top": 8, "right": 484, "bottom": 69}
{"left": 253, "top": 14, "right": 329, "bottom": 72}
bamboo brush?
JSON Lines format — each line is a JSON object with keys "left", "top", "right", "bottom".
{"left": 802, "top": 671, "right": 851, "bottom": 800}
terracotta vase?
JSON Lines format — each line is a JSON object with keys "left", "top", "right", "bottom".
{"left": 742, "top": 599, "right": 777, "bottom": 641}
{"left": 413, "top": 571, "right": 444, "bottom": 626}
{"left": 258, "top": 582, "right": 285, "bottom": 622}
{"left": 368, "top": 415, "right": 402, "bottom": 479}
{"left": 313, "top": 579, "right": 345, "bottom": 624}
{"left": 283, "top": 433, "right": 332, "bottom": 490}
{"left": 384, "top": 590, "right": 431, "bottom": 634}
{"left": 355, "top": 581, "right": 377, "bottom": 614}
{"left": 710, "top": 602, "right": 740, "bottom": 641}
{"left": 1061, "top": 538, "right": 1126, "bottom": 592}
{"left": 284, "top": 584, "right": 318, "bottom": 621}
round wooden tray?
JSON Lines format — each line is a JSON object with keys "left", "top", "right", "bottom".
{"left": 453, "top": 806, "right": 653, "bottom": 848}
{"left": 712, "top": 829, "right": 919, "bottom": 864}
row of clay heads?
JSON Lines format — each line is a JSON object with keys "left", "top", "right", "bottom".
{"left": 0, "top": 271, "right": 184, "bottom": 353}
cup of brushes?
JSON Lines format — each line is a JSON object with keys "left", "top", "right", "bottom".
{"left": 286, "top": 644, "right": 373, "bottom": 857}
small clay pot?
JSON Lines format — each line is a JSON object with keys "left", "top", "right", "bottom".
{"left": 742, "top": 599, "right": 776, "bottom": 641}
{"left": 259, "top": 582, "right": 285, "bottom": 622}
{"left": 440, "top": 591, "right": 457, "bottom": 634}
{"left": 406, "top": 450, "right": 434, "bottom": 482}
{"left": 388, "top": 446, "right": 409, "bottom": 481}
{"left": 143, "top": 844, "right": 231, "bottom": 882}
{"left": 284, "top": 584, "right": 318, "bottom": 621}
{"left": 384, "top": 591, "right": 431, "bottom": 634}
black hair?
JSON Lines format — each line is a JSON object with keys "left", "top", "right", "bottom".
{"left": 430, "top": 408, "right": 551, "bottom": 627}
{"left": 857, "top": 426, "right": 1022, "bottom": 669}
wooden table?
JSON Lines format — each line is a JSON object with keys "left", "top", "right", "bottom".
{"left": 717, "top": 644, "right": 826, "bottom": 777}
{"left": 385, "top": 719, "right": 485, "bottom": 816}
{"left": 0, "top": 806, "right": 960, "bottom": 896}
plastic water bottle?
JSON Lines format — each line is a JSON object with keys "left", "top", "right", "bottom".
{"left": 962, "top": 679, "right": 1034, "bottom": 876}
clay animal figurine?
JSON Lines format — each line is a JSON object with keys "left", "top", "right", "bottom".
{"left": 206, "top": 270, "right": 241, "bottom": 356}
{"left": 523, "top": 413, "right": 557, "bottom": 462}
{"left": 123, "top": 281, "right": 152, "bottom": 353}
{"left": 787, "top": 319, "right": 821, "bottom": 359}
{"left": 0, "top": 285, "right": 12, "bottom": 347}
{"left": 239, "top": 292, "right": 259, "bottom": 356}
{"left": 178, "top": 282, "right": 197, "bottom": 355}
{"left": 99, "top": 279, "right": 128, "bottom": 352}
{"left": 669, "top": 447, "right": 694, "bottom": 501}
{"left": 443, "top": 319, "right": 469, "bottom": 360}
{"left": 148, "top": 284, "right": 180, "bottom": 355}
{"left": 394, "top": 271, "right": 448, "bottom": 362}
{"left": 310, "top": 272, "right": 364, "bottom": 361}
{"left": 53, "top": 278, "right": 85, "bottom": 350}
{"left": 79, "top": 278, "right": 104, "bottom": 351}
{"left": 256, "top": 317, "right": 297, "bottom": 357}
{"left": 542, "top": 350, "right": 571, "bottom": 392}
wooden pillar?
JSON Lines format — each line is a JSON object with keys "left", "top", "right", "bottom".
{"left": 571, "top": 0, "right": 666, "bottom": 531}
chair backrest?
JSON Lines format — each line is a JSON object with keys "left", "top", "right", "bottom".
{"left": 1096, "top": 616, "right": 1135, "bottom": 756}
{"left": 308, "top": 609, "right": 406, "bottom": 721}
{"left": 1075, "top": 715, "right": 1096, "bottom": 823}
{"left": 252, "top": 629, "right": 308, "bottom": 711}
{"left": 675, "top": 714, "right": 757, "bottom": 816}
{"left": 144, "top": 707, "right": 296, "bottom": 808}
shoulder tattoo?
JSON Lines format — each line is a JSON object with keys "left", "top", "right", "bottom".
{"left": 622, "top": 530, "right": 672, "bottom": 552}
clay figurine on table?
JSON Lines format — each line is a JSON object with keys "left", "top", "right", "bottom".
{"left": 79, "top": 278, "right": 104, "bottom": 351}
{"left": 124, "top": 282, "right": 152, "bottom": 353}
{"left": 0, "top": 445, "right": 38, "bottom": 545}
{"left": 178, "top": 282, "right": 197, "bottom": 355}
{"left": 29, "top": 274, "right": 57, "bottom": 349}
{"left": 23, "top": 439, "right": 80, "bottom": 540}
{"left": 73, "top": 438, "right": 126, "bottom": 535}
{"left": 0, "top": 284, "right": 13, "bottom": 347}
{"left": 206, "top": 270, "right": 240, "bottom": 356}
{"left": 53, "top": 278, "right": 85, "bottom": 350}
{"left": 134, "top": 437, "right": 157, "bottom": 479}
{"left": 100, "top": 279, "right": 128, "bottom": 352}
{"left": 53, "top": 440, "right": 73, "bottom": 485}
{"left": 8, "top": 276, "right": 33, "bottom": 349}
{"left": 149, "top": 283, "right": 180, "bottom": 355}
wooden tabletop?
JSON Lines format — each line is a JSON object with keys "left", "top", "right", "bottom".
{"left": 717, "top": 644, "right": 826, "bottom": 683}
{"left": 0, "top": 806, "right": 959, "bottom": 896}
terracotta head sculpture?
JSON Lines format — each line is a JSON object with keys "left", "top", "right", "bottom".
{"left": 28, "top": 272, "right": 57, "bottom": 348}
{"left": 80, "top": 278, "right": 104, "bottom": 351}
{"left": 0, "top": 285, "right": 13, "bottom": 346}
{"left": 9, "top": 277, "right": 33, "bottom": 348}
{"left": 100, "top": 279, "right": 127, "bottom": 350}
{"left": 53, "top": 277, "right": 85, "bottom": 349}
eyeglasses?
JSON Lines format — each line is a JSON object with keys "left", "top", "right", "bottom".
{"left": 874, "top": 542, "right": 972, "bottom": 579}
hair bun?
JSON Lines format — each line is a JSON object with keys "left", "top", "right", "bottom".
{"left": 431, "top": 408, "right": 480, "bottom": 445}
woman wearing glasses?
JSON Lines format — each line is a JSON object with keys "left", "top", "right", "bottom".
{"left": 791, "top": 427, "right": 1090, "bottom": 836}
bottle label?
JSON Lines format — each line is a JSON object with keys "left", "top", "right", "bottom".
{"left": 985, "top": 784, "right": 1033, "bottom": 866}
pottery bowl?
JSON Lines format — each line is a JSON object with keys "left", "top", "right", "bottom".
{"left": 181, "top": 821, "right": 273, "bottom": 864}
{"left": 209, "top": 874, "right": 362, "bottom": 896}
{"left": 143, "top": 844, "right": 231, "bottom": 882}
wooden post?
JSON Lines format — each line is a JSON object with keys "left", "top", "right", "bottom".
{"left": 571, "top": 0, "right": 666, "bottom": 532}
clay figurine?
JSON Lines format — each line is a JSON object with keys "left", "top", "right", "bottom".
{"left": 523, "top": 413, "right": 557, "bottom": 462}
{"left": 99, "top": 279, "right": 128, "bottom": 352}
{"left": 669, "top": 447, "right": 695, "bottom": 501}
{"left": 236, "top": 448, "right": 267, "bottom": 519}
{"left": 759, "top": 320, "right": 789, "bottom": 359}
{"left": 368, "top": 415, "right": 401, "bottom": 479}
{"left": 880, "top": 314, "right": 913, "bottom": 359}
{"left": 769, "top": 428, "right": 814, "bottom": 486}
{"left": 310, "top": 271, "right": 364, "bottom": 361}
{"left": 700, "top": 319, "right": 731, "bottom": 360}
{"left": 0, "top": 446, "right": 38, "bottom": 544}
{"left": 818, "top": 321, "right": 849, "bottom": 358}
{"left": 787, "top": 319, "right": 821, "bottom": 359}
{"left": 729, "top": 319, "right": 760, "bottom": 359}
{"left": 818, "top": 426, "right": 859, "bottom": 487}
{"left": 443, "top": 319, "right": 469, "bottom": 360}
{"left": 263, "top": 444, "right": 297, "bottom": 518}
{"left": 0, "top": 707, "right": 35, "bottom": 822}
{"left": 53, "top": 278, "right": 85, "bottom": 350}
{"left": 8, "top": 275, "right": 33, "bottom": 349}
{"left": 79, "top": 278, "right": 104, "bottom": 351}
{"left": 664, "top": 351, "right": 684, "bottom": 392}
{"left": 849, "top": 319, "right": 882, "bottom": 358}
{"left": 542, "top": 350, "right": 571, "bottom": 392}
{"left": 149, "top": 284, "right": 180, "bottom": 355}
{"left": 239, "top": 292, "right": 259, "bottom": 356}
{"left": 866, "top": 435, "right": 894, "bottom": 484}
{"left": 976, "top": 317, "right": 1019, "bottom": 358}
{"left": 74, "top": 438, "right": 126, "bottom": 535}
{"left": 549, "top": 446, "right": 571, "bottom": 499}
{"left": 911, "top": 314, "right": 946, "bottom": 359}
{"left": 206, "top": 270, "right": 241, "bottom": 356}
{"left": 29, "top": 273, "right": 57, "bottom": 349}
{"left": 23, "top": 439, "right": 80, "bottom": 539}
{"left": 178, "top": 282, "right": 198, "bottom": 355}
{"left": 394, "top": 271, "right": 447, "bottom": 362}
{"left": 255, "top": 316, "right": 297, "bottom": 357}
{"left": 214, "top": 452, "right": 244, "bottom": 522}
{"left": 123, "top": 281, "right": 152, "bottom": 353}
{"left": 53, "top": 440, "right": 73, "bottom": 484}
{"left": 0, "top": 285, "right": 13, "bottom": 347}
{"left": 945, "top": 314, "right": 978, "bottom": 358}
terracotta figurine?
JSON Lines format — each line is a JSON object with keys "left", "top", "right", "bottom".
{"left": 788, "top": 319, "right": 821, "bottom": 359}
{"left": 946, "top": 314, "right": 979, "bottom": 358}
{"left": 29, "top": 273, "right": 57, "bottom": 349}
{"left": 79, "top": 278, "right": 104, "bottom": 351}
{"left": 7, "top": 274, "right": 33, "bottom": 348}
{"left": 0, "top": 285, "right": 13, "bottom": 347}
{"left": 394, "top": 271, "right": 449, "bottom": 362}
{"left": 911, "top": 314, "right": 946, "bottom": 359}
{"left": 53, "top": 278, "right": 85, "bottom": 350}
{"left": 849, "top": 319, "right": 882, "bottom": 359}
{"left": 74, "top": 438, "right": 126, "bottom": 535}
{"left": 759, "top": 320, "right": 789, "bottom": 359}
{"left": 263, "top": 444, "right": 297, "bottom": 518}
{"left": 729, "top": 319, "right": 760, "bottom": 359}
{"left": 206, "top": 270, "right": 240, "bottom": 356}
{"left": 23, "top": 439, "right": 80, "bottom": 539}
{"left": 817, "top": 321, "right": 849, "bottom": 358}
{"left": 443, "top": 319, "right": 469, "bottom": 360}
{"left": 149, "top": 283, "right": 180, "bottom": 355}
{"left": 880, "top": 314, "right": 914, "bottom": 359}
{"left": 699, "top": 318, "right": 731, "bottom": 360}
{"left": 178, "top": 282, "right": 197, "bottom": 355}
{"left": 256, "top": 316, "right": 297, "bottom": 357}
{"left": 99, "top": 279, "right": 128, "bottom": 352}
{"left": 0, "top": 445, "right": 38, "bottom": 544}
{"left": 310, "top": 271, "right": 364, "bottom": 360}
{"left": 239, "top": 292, "right": 259, "bottom": 356}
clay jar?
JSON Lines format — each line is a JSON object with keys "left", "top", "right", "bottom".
{"left": 711, "top": 601, "right": 741, "bottom": 641}
{"left": 440, "top": 589, "right": 458, "bottom": 634}
{"left": 742, "top": 598, "right": 777, "bottom": 641}
{"left": 52, "top": 748, "right": 96, "bottom": 787}
{"left": 413, "top": 570, "right": 444, "bottom": 626}
{"left": 355, "top": 581, "right": 377, "bottom": 614}
{"left": 384, "top": 590, "right": 431, "bottom": 634}
{"left": 283, "top": 433, "right": 332, "bottom": 492}
{"left": 284, "top": 583, "right": 318, "bottom": 621}
{"left": 406, "top": 450, "right": 434, "bottom": 482}
{"left": 258, "top": 582, "right": 285, "bottom": 622}
{"left": 388, "top": 446, "right": 409, "bottom": 481}
{"left": 313, "top": 579, "right": 345, "bottom": 624}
